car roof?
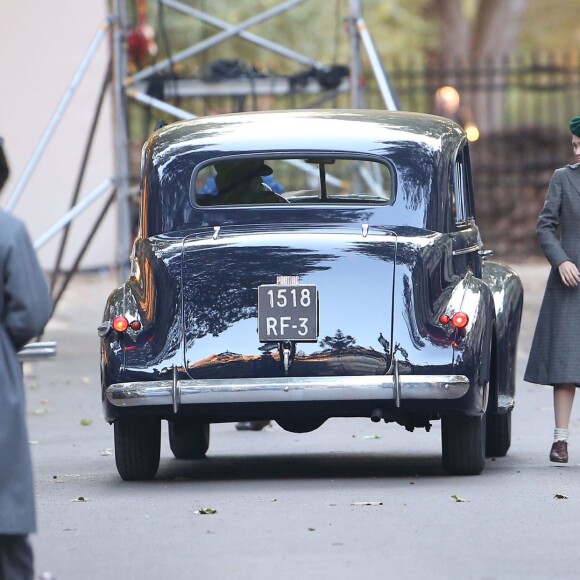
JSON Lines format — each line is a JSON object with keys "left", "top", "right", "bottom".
{"left": 141, "top": 110, "right": 468, "bottom": 237}
{"left": 147, "top": 109, "right": 465, "bottom": 160}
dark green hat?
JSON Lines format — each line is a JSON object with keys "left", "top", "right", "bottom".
{"left": 569, "top": 116, "right": 580, "bottom": 137}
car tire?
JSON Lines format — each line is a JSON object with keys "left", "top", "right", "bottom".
{"left": 441, "top": 414, "right": 485, "bottom": 475}
{"left": 169, "top": 420, "right": 210, "bottom": 459}
{"left": 485, "top": 410, "right": 511, "bottom": 457}
{"left": 114, "top": 417, "right": 161, "bottom": 481}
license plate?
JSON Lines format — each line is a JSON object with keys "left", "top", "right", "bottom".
{"left": 258, "top": 284, "right": 318, "bottom": 342}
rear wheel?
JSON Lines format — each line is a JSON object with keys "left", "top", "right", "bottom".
{"left": 441, "top": 414, "right": 485, "bottom": 475}
{"left": 169, "top": 420, "right": 210, "bottom": 459}
{"left": 485, "top": 410, "right": 512, "bottom": 457}
{"left": 114, "top": 417, "right": 161, "bottom": 481}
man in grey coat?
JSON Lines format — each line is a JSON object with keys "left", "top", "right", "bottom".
{"left": 0, "top": 139, "right": 52, "bottom": 578}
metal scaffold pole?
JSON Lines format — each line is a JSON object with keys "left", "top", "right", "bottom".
{"left": 4, "top": 19, "right": 111, "bottom": 213}
{"left": 348, "top": 0, "right": 365, "bottom": 109}
{"left": 104, "top": 0, "right": 400, "bottom": 284}
{"left": 112, "top": 0, "right": 133, "bottom": 280}
{"left": 2, "top": 0, "right": 402, "bottom": 311}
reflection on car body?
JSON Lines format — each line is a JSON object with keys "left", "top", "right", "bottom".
{"left": 99, "top": 109, "right": 523, "bottom": 480}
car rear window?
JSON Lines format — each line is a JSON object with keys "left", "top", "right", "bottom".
{"left": 191, "top": 157, "right": 393, "bottom": 207}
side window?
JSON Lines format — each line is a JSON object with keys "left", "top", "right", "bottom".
{"left": 451, "top": 146, "right": 471, "bottom": 228}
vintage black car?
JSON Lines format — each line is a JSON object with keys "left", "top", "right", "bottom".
{"left": 99, "top": 109, "right": 523, "bottom": 480}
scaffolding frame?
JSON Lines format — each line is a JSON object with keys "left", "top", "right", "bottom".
{"left": 5, "top": 0, "right": 399, "bottom": 301}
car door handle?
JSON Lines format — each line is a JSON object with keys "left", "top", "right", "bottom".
{"left": 478, "top": 248, "right": 494, "bottom": 259}
{"left": 452, "top": 243, "right": 480, "bottom": 256}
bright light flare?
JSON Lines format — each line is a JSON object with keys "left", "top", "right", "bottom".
{"left": 465, "top": 122, "right": 480, "bottom": 142}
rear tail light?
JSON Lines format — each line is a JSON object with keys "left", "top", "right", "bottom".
{"left": 439, "top": 311, "right": 469, "bottom": 329}
{"left": 112, "top": 316, "right": 129, "bottom": 332}
{"left": 451, "top": 312, "right": 469, "bottom": 328}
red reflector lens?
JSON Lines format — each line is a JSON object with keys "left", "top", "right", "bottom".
{"left": 112, "top": 316, "right": 129, "bottom": 332}
{"left": 451, "top": 312, "right": 469, "bottom": 329}
{"left": 439, "top": 314, "right": 450, "bottom": 324}
{"left": 129, "top": 320, "right": 142, "bottom": 331}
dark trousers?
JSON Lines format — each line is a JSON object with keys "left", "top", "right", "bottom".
{"left": 0, "top": 535, "right": 33, "bottom": 580}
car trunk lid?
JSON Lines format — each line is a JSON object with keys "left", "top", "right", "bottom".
{"left": 181, "top": 225, "right": 397, "bottom": 379}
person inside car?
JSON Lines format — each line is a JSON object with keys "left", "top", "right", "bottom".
{"left": 198, "top": 159, "right": 287, "bottom": 206}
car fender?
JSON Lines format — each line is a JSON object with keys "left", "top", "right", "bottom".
{"left": 483, "top": 260, "right": 524, "bottom": 412}
{"left": 443, "top": 273, "right": 495, "bottom": 415}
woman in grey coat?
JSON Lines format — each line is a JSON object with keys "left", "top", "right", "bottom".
{"left": 524, "top": 116, "right": 580, "bottom": 464}
{"left": 0, "top": 210, "right": 52, "bottom": 579}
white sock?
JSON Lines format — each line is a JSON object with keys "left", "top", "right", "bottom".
{"left": 554, "top": 428, "right": 569, "bottom": 443}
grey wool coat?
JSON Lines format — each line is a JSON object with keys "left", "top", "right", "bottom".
{"left": 0, "top": 212, "right": 52, "bottom": 534}
{"left": 525, "top": 163, "right": 580, "bottom": 386}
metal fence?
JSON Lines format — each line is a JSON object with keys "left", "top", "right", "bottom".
{"left": 377, "top": 53, "right": 580, "bottom": 259}
{"left": 279, "top": 52, "right": 580, "bottom": 258}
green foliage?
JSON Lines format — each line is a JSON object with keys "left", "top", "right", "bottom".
{"left": 520, "top": 0, "right": 580, "bottom": 52}
{"left": 127, "top": 0, "right": 580, "bottom": 137}
{"left": 138, "top": 0, "right": 579, "bottom": 76}
{"left": 144, "top": 0, "right": 436, "bottom": 76}
{"left": 373, "top": 0, "right": 438, "bottom": 56}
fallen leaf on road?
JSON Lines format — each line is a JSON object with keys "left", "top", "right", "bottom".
{"left": 352, "top": 501, "right": 383, "bottom": 506}
{"left": 79, "top": 418, "right": 92, "bottom": 426}
{"left": 451, "top": 495, "right": 468, "bottom": 502}
{"left": 194, "top": 507, "right": 217, "bottom": 515}
{"left": 553, "top": 493, "right": 568, "bottom": 500}
{"left": 362, "top": 434, "right": 382, "bottom": 439}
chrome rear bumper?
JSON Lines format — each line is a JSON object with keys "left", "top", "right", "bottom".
{"left": 106, "top": 374, "right": 470, "bottom": 409}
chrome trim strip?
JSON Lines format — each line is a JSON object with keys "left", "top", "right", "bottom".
{"left": 172, "top": 366, "right": 180, "bottom": 413}
{"left": 452, "top": 244, "right": 480, "bottom": 256}
{"left": 106, "top": 374, "right": 470, "bottom": 407}
{"left": 497, "top": 394, "right": 515, "bottom": 411}
{"left": 393, "top": 359, "right": 400, "bottom": 408}
{"left": 17, "top": 341, "right": 57, "bottom": 361}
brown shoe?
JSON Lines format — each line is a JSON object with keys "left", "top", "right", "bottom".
{"left": 549, "top": 440, "right": 568, "bottom": 463}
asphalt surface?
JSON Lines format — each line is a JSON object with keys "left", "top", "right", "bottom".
{"left": 25, "top": 262, "right": 580, "bottom": 580}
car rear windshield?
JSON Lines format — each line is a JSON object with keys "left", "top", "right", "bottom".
{"left": 191, "top": 156, "right": 393, "bottom": 207}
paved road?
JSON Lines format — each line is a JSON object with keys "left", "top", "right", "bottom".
{"left": 26, "top": 262, "right": 580, "bottom": 580}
